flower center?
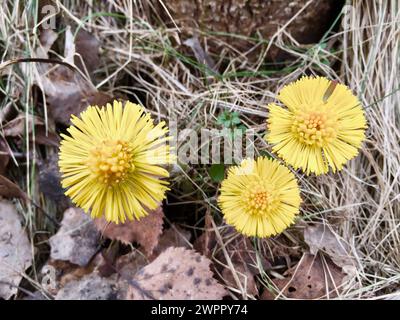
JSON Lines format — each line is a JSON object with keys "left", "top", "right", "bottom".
{"left": 87, "top": 140, "right": 134, "bottom": 185}
{"left": 291, "top": 106, "right": 338, "bottom": 147}
{"left": 243, "top": 182, "right": 278, "bottom": 216}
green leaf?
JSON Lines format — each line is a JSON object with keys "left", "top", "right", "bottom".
{"left": 259, "top": 150, "right": 274, "bottom": 160}
{"left": 217, "top": 111, "right": 242, "bottom": 128}
{"left": 231, "top": 117, "right": 241, "bottom": 125}
{"left": 217, "top": 113, "right": 226, "bottom": 122}
{"left": 209, "top": 164, "right": 225, "bottom": 183}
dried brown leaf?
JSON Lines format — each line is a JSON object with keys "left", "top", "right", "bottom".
{"left": 34, "top": 27, "right": 112, "bottom": 125}
{"left": 37, "top": 29, "right": 58, "bottom": 59}
{"left": 304, "top": 224, "right": 355, "bottom": 269}
{"left": 74, "top": 29, "right": 101, "bottom": 75}
{"left": 218, "top": 233, "right": 269, "bottom": 297}
{"left": 55, "top": 273, "right": 117, "bottom": 300}
{"left": 43, "top": 259, "right": 92, "bottom": 293}
{"left": 224, "top": 233, "right": 270, "bottom": 275}
{"left": 195, "top": 224, "right": 270, "bottom": 297}
{"left": 152, "top": 224, "right": 191, "bottom": 258}
{"left": 32, "top": 126, "right": 60, "bottom": 147}
{"left": 0, "top": 138, "right": 9, "bottom": 175}
{"left": 49, "top": 208, "right": 100, "bottom": 266}
{"left": 38, "top": 153, "right": 70, "bottom": 211}
{"left": 95, "top": 206, "right": 164, "bottom": 256}
{"left": 41, "top": 246, "right": 118, "bottom": 296}
{"left": 193, "top": 211, "right": 215, "bottom": 258}
{"left": 0, "top": 175, "right": 28, "bottom": 201}
{"left": 0, "top": 201, "right": 32, "bottom": 299}
{"left": 0, "top": 102, "right": 18, "bottom": 124}
{"left": 221, "top": 263, "right": 258, "bottom": 297}
{"left": 126, "top": 247, "right": 227, "bottom": 300}
{"left": 2, "top": 114, "right": 43, "bottom": 137}
{"left": 2, "top": 113, "right": 59, "bottom": 147}
{"left": 262, "top": 254, "right": 345, "bottom": 300}
{"left": 116, "top": 251, "right": 148, "bottom": 280}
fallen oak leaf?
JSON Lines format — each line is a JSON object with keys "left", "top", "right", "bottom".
{"left": 94, "top": 206, "right": 164, "bottom": 256}
{"left": 0, "top": 200, "right": 32, "bottom": 299}
{"left": 49, "top": 208, "right": 100, "bottom": 267}
{"left": 126, "top": 247, "right": 227, "bottom": 300}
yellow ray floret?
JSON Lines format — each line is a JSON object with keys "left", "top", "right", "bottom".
{"left": 218, "top": 157, "right": 301, "bottom": 238}
{"left": 59, "top": 100, "right": 174, "bottom": 224}
{"left": 266, "top": 76, "right": 367, "bottom": 175}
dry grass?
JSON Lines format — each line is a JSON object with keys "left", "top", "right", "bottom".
{"left": 0, "top": 0, "right": 399, "bottom": 299}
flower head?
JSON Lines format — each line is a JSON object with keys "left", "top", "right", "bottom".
{"left": 59, "top": 100, "right": 173, "bottom": 223}
{"left": 218, "top": 157, "right": 301, "bottom": 238}
{"left": 266, "top": 76, "right": 367, "bottom": 175}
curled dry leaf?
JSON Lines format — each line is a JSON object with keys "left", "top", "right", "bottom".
{"left": 0, "top": 175, "right": 28, "bottom": 201}
{"left": 126, "top": 247, "right": 227, "bottom": 300}
{"left": 0, "top": 201, "right": 32, "bottom": 299}
{"left": 261, "top": 254, "right": 345, "bottom": 300}
{"left": 49, "top": 208, "right": 100, "bottom": 267}
{"left": 304, "top": 224, "right": 355, "bottom": 269}
{"left": 2, "top": 114, "right": 43, "bottom": 137}
{"left": 2, "top": 113, "right": 59, "bottom": 147}
{"left": 94, "top": 206, "right": 164, "bottom": 256}
{"left": 55, "top": 272, "right": 117, "bottom": 300}
{"left": 34, "top": 27, "right": 112, "bottom": 125}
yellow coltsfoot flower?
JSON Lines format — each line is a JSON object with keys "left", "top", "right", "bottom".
{"left": 266, "top": 76, "right": 367, "bottom": 175}
{"left": 218, "top": 157, "right": 301, "bottom": 238}
{"left": 59, "top": 100, "right": 173, "bottom": 224}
